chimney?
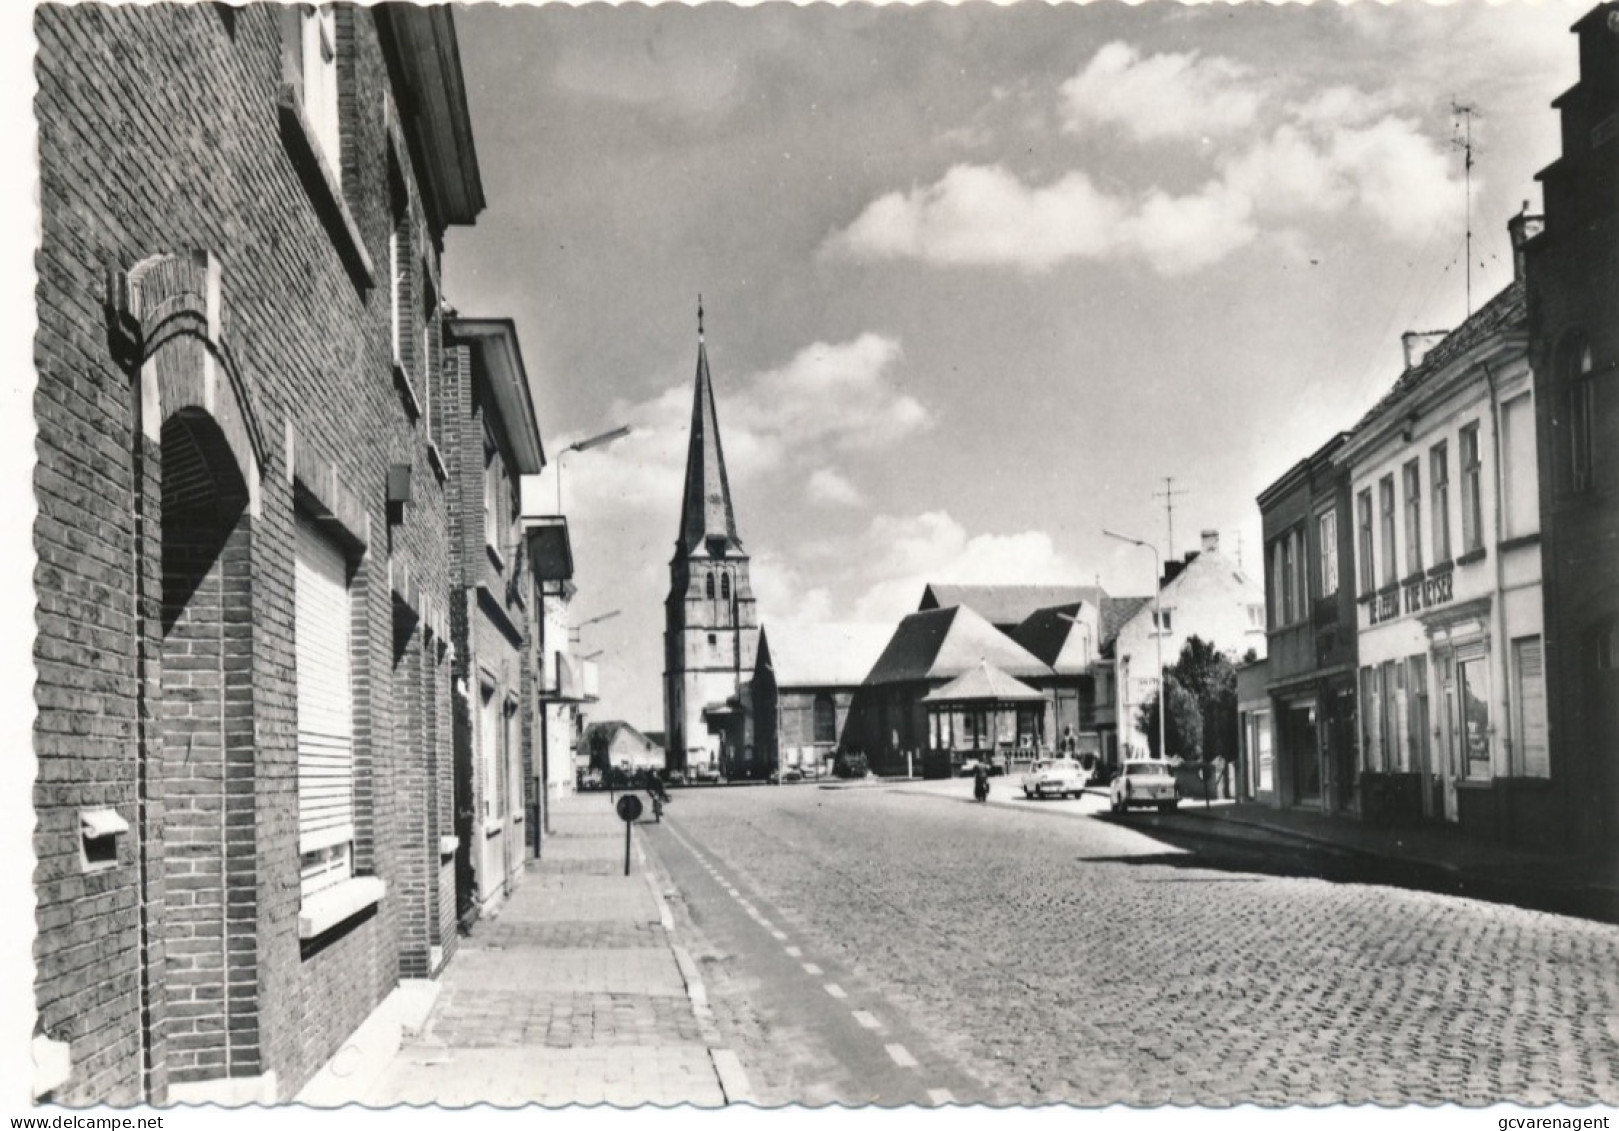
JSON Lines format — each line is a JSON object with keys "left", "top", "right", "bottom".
{"left": 1507, "top": 203, "right": 1545, "bottom": 281}
{"left": 1402, "top": 330, "right": 1448, "bottom": 370}
{"left": 1201, "top": 529, "right": 1219, "bottom": 554}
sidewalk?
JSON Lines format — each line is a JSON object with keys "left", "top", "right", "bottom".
{"left": 351, "top": 794, "right": 748, "bottom": 1107}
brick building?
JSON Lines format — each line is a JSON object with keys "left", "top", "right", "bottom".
{"left": 1256, "top": 434, "right": 1360, "bottom": 814}
{"left": 751, "top": 623, "right": 891, "bottom": 775}
{"left": 1525, "top": 2, "right": 1619, "bottom": 853}
{"left": 443, "top": 319, "right": 546, "bottom": 926}
{"left": 32, "top": 5, "right": 484, "bottom": 1103}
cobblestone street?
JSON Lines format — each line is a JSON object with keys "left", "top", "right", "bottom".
{"left": 644, "top": 783, "right": 1619, "bottom": 1107}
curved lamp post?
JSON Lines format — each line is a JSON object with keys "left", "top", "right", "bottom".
{"left": 1104, "top": 528, "right": 1165, "bottom": 761}
{"left": 556, "top": 425, "right": 632, "bottom": 513}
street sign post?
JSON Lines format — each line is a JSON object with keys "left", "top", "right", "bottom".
{"left": 615, "top": 793, "right": 642, "bottom": 876}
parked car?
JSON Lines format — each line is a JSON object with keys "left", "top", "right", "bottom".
{"left": 833, "top": 751, "right": 869, "bottom": 779}
{"left": 1109, "top": 759, "right": 1178, "bottom": 813}
{"left": 1020, "top": 757, "right": 1087, "bottom": 800}
{"left": 769, "top": 767, "right": 805, "bottom": 784}
{"left": 578, "top": 769, "right": 603, "bottom": 791}
{"left": 661, "top": 769, "right": 687, "bottom": 787}
{"left": 688, "top": 764, "right": 720, "bottom": 784}
{"left": 957, "top": 758, "right": 1005, "bottom": 778}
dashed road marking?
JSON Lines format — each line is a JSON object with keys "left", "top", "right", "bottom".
{"left": 852, "top": 1010, "right": 881, "bottom": 1030}
{"left": 885, "top": 1044, "right": 918, "bottom": 1068}
{"left": 770, "top": 930, "right": 789, "bottom": 941}
{"left": 784, "top": 946, "right": 803, "bottom": 958}
{"left": 824, "top": 983, "right": 847, "bottom": 1000}
{"left": 803, "top": 963, "right": 823, "bottom": 976}
{"left": 927, "top": 1088, "right": 955, "bottom": 1105}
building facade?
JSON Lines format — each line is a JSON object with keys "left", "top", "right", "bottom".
{"left": 1257, "top": 435, "right": 1360, "bottom": 813}
{"left": 663, "top": 310, "right": 760, "bottom": 776}
{"left": 1109, "top": 532, "right": 1267, "bottom": 759}
{"left": 1340, "top": 267, "right": 1548, "bottom": 840}
{"left": 1525, "top": 2, "right": 1619, "bottom": 853}
{"left": 31, "top": 5, "right": 483, "bottom": 1103}
{"left": 751, "top": 623, "right": 891, "bottom": 774}
{"left": 444, "top": 319, "right": 546, "bottom": 923}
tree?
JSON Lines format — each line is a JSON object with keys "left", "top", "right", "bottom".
{"left": 1173, "top": 636, "right": 1238, "bottom": 765}
{"left": 1136, "top": 674, "right": 1203, "bottom": 760}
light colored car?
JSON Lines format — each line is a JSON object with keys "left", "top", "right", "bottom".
{"left": 1110, "top": 759, "right": 1179, "bottom": 813}
{"left": 1021, "top": 757, "right": 1087, "bottom": 800}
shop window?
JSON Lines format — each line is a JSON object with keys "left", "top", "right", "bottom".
{"left": 1456, "top": 653, "right": 1491, "bottom": 780}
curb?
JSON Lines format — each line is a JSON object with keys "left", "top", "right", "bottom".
{"left": 636, "top": 825, "right": 756, "bottom": 1106}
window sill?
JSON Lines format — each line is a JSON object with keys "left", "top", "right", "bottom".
{"left": 427, "top": 442, "right": 448, "bottom": 485}
{"left": 439, "top": 835, "right": 459, "bottom": 858}
{"left": 1427, "top": 559, "right": 1455, "bottom": 577}
{"left": 299, "top": 876, "right": 386, "bottom": 940}
{"left": 1456, "top": 547, "right": 1487, "bottom": 567}
{"left": 486, "top": 542, "right": 506, "bottom": 572}
{"left": 393, "top": 359, "right": 423, "bottom": 421}
{"left": 483, "top": 818, "right": 504, "bottom": 838}
{"left": 277, "top": 82, "right": 375, "bottom": 293}
{"left": 1498, "top": 532, "right": 1540, "bottom": 553}
{"left": 1401, "top": 571, "right": 1426, "bottom": 587}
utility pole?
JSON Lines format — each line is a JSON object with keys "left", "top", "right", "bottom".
{"left": 1452, "top": 101, "right": 1480, "bottom": 317}
{"left": 1154, "top": 477, "right": 1187, "bottom": 563}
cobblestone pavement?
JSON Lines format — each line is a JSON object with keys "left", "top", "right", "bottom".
{"left": 647, "top": 783, "right": 1619, "bottom": 1107}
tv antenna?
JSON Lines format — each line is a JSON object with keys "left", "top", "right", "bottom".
{"left": 1451, "top": 101, "right": 1481, "bottom": 316}
{"left": 1154, "top": 476, "right": 1188, "bottom": 562}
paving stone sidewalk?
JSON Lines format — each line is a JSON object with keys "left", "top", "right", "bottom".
{"left": 362, "top": 795, "right": 738, "bottom": 1107}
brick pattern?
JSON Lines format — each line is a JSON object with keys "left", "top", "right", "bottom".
{"left": 33, "top": 5, "right": 465, "bottom": 1103}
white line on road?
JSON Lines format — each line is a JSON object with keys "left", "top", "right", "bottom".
{"left": 927, "top": 1088, "right": 955, "bottom": 1105}
{"left": 885, "top": 1044, "right": 918, "bottom": 1068}
{"left": 784, "top": 946, "right": 802, "bottom": 958}
{"left": 802, "top": 963, "right": 823, "bottom": 976}
{"left": 770, "top": 930, "right": 789, "bottom": 942}
{"left": 824, "top": 983, "right": 847, "bottom": 999}
{"left": 852, "top": 1011, "right": 881, "bottom": 1030}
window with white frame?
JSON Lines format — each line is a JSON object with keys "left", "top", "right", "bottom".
{"left": 1502, "top": 393, "right": 1539, "bottom": 539}
{"left": 1318, "top": 510, "right": 1338, "bottom": 598}
{"left": 1154, "top": 607, "right": 1174, "bottom": 633}
{"left": 299, "top": 6, "right": 340, "bottom": 182}
{"left": 1402, "top": 459, "right": 1423, "bottom": 576}
{"left": 295, "top": 511, "right": 356, "bottom": 898}
{"left": 1460, "top": 423, "right": 1484, "bottom": 554}
{"left": 1357, "top": 489, "right": 1374, "bottom": 596}
{"left": 1430, "top": 442, "right": 1451, "bottom": 563}
{"left": 1378, "top": 474, "right": 1398, "bottom": 587}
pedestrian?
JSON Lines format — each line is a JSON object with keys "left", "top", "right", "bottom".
{"left": 973, "top": 762, "right": 990, "bottom": 802}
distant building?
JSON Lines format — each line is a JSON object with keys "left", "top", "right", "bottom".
{"left": 1524, "top": 2, "right": 1619, "bottom": 853}
{"left": 1340, "top": 261, "right": 1544, "bottom": 838}
{"left": 918, "top": 584, "right": 1106, "bottom": 633}
{"left": 1256, "top": 433, "right": 1359, "bottom": 813}
{"left": 850, "top": 604, "right": 1054, "bottom": 776}
{"left": 580, "top": 721, "right": 667, "bottom": 774}
{"left": 1108, "top": 532, "right": 1267, "bottom": 759}
{"left": 1236, "top": 658, "right": 1273, "bottom": 802}
{"left": 751, "top": 623, "right": 892, "bottom": 772}
{"left": 663, "top": 306, "right": 761, "bottom": 777}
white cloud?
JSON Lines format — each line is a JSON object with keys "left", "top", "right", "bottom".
{"left": 806, "top": 468, "right": 865, "bottom": 508}
{"left": 848, "top": 511, "right": 1082, "bottom": 622}
{"left": 560, "top": 332, "right": 925, "bottom": 522}
{"left": 1059, "top": 41, "right": 1262, "bottom": 142}
{"left": 750, "top": 550, "right": 836, "bottom": 626}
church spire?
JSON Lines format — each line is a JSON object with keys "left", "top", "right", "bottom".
{"left": 676, "top": 299, "right": 741, "bottom": 554}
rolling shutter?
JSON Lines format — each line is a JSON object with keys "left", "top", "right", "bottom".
{"left": 296, "top": 511, "right": 355, "bottom": 894}
{"left": 1515, "top": 638, "right": 1549, "bottom": 778}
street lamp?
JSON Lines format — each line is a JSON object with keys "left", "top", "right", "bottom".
{"left": 570, "top": 608, "right": 620, "bottom": 644}
{"left": 1103, "top": 528, "right": 1165, "bottom": 762}
{"left": 556, "top": 425, "right": 632, "bottom": 513}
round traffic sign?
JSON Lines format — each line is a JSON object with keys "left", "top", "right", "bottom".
{"left": 616, "top": 794, "right": 643, "bottom": 823}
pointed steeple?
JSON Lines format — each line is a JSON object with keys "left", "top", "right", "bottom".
{"left": 677, "top": 298, "right": 742, "bottom": 554}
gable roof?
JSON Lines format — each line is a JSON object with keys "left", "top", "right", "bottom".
{"left": 580, "top": 720, "right": 662, "bottom": 752}
{"left": 865, "top": 605, "right": 1052, "bottom": 686}
{"left": 758, "top": 622, "right": 893, "bottom": 688}
{"left": 1009, "top": 603, "right": 1087, "bottom": 671}
{"left": 918, "top": 584, "right": 1106, "bottom": 631}
{"left": 922, "top": 660, "right": 1046, "bottom": 704}
{"left": 1098, "top": 595, "right": 1152, "bottom": 657}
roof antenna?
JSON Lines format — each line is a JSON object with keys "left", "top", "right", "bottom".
{"left": 698, "top": 294, "right": 704, "bottom": 342}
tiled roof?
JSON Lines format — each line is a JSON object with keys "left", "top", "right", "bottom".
{"left": 865, "top": 605, "right": 1052, "bottom": 686}
{"left": 919, "top": 584, "right": 1106, "bottom": 629}
{"left": 922, "top": 660, "right": 1047, "bottom": 704}
{"left": 758, "top": 622, "right": 893, "bottom": 688}
{"left": 1100, "top": 595, "right": 1152, "bottom": 648}
{"left": 1350, "top": 280, "right": 1526, "bottom": 436}
{"left": 1009, "top": 603, "right": 1087, "bottom": 670}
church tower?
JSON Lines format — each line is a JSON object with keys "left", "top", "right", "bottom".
{"left": 663, "top": 301, "right": 760, "bottom": 774}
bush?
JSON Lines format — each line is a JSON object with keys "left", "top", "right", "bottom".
{"left": 833, "top": 750, "right": 869, "bottom": 779}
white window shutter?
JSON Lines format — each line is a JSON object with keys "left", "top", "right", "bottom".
{"left": 296, "top": 512, "right": 355, "bottom": 895}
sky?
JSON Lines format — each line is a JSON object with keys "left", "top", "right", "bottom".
{"left": 441, "top": 0, "right": 1585, "bottom": 732}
